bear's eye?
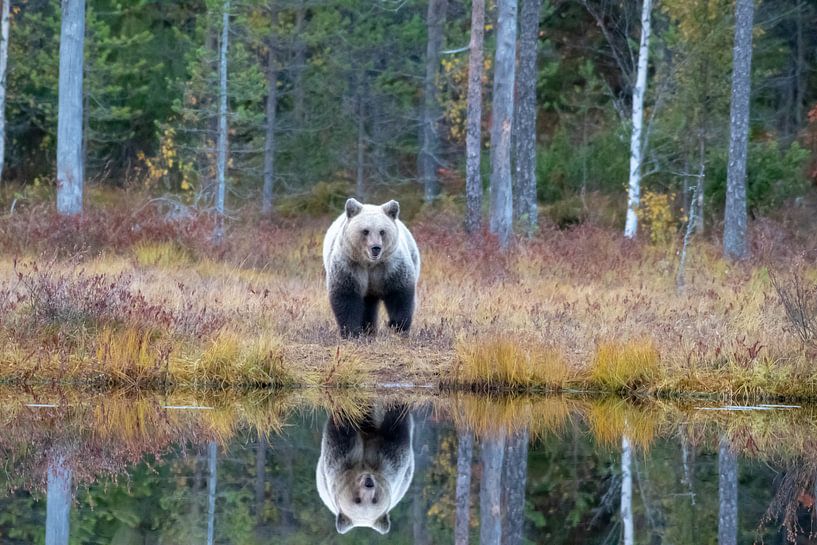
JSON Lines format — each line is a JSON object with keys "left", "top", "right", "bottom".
{"left": 379, "top": 230, "right": 385, "bottom": 236}
{"left": 354, "top": 498, "right": 362, "bottom": 504}
{"left": 372, "top": 499, "right": 378, "bottom": 504}
{"left": 362, "top": 229, "right": 369, "bottom": 236}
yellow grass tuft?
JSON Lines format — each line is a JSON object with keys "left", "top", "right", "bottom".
{"left": 134, "top": 241, "right": 192, "bottom": 268}
{"left": 590, "top": 339, "right": 660, "bottom": 391}
{"left": 453, "top": 333, "right": 570, "bottom": 392}
{"left": 94, "top": 327, "right": 169, "bottom": 384}
{"left": 192, "top": 331, "right": 291, "bottom": 387}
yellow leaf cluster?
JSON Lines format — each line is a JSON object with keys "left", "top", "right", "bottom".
{"left": 639, "top": 191, "right": 675, "bottom": 245}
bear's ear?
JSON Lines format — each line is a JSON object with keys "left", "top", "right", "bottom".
{"left": 346, "top": 198, "right": 363, "bottom": 218}
{"left": 373, "top": 513, "right": 391, "bottom": 534}
{"left": 382, "top": 200, "right": 399, "bottom": 220}
{"left": 336, "top": 512, "right": 354, "bottom": 534}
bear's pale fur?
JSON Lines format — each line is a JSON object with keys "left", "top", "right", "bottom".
{"left": 322, "top": 198, "right": 420, "bottom": 336}
{"left": 316, "top": 404, "right": 415, "bottom": 535}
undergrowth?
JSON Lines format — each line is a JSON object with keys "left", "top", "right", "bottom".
{"left": 0, "top": 197, "right": 813, "bottom": 399}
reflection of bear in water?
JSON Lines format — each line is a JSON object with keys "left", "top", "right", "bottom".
{"left": 316, "top": 404, "right": 415, "bottom": 534}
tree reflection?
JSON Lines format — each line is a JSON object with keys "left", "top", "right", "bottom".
{"left": 455, "top": 426, "right": 473, "bottom": 545}
{"left": 718, "top": 436, "right": 737, "bottom": 545}
{"left": 503, "top": 428, "right": 528, "bottom": 545}
{"left": 621, "top": 435, "right": 634, "bottom": 545}
{"left": 480, "top": 430, "right": 505, "bottom": 545}
{"left": 45, "top": 456, "right": 72, "bottom": 545}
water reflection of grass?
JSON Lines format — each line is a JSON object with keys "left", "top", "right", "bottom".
{"left": 5, "top": 386, "right": 817, "bottom": 494}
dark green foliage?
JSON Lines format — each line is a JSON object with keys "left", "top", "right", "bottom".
{"left": 707, "top": 140, "right": 809, "bottom": 215}
{"left": 1, "top": 0, "right": 815, "bottom": 223}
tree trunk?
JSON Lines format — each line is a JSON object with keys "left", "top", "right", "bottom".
{"left": 56, "top": 0, "right": 86, "bottom": 215}
{"left": 356, "top": 82, "right": 366, "bottom": 200}
{"left": 293, "top": 2, "right": 305, "bottom": 124}
{"left": 488, "top": 0, "right": 517, "bottom": 249}
{"left": 794, "top": 0, "right": 804, "bottom": 130}
{"left": 214, "top": 0, "right": 229, "bottom": 241}
{"left": 723, "top": 0, "right": 754, "bottom": 260}
{"left": 464, "top": 0, "right": 485, "bottom": 233}
{"left": 455, "top": 427, "right": 473, "bottom": 545}
{"left": 502, "top": 428, "right": 528, "bottom": 545}
{"left": 254, "top": 435, "right": 267, "bottom": 522}
{"left": 0, "top": 0, "right": 10, "bottom": 184}
{"left": 420, "top": 0, "right": 447, "bottom": 203}
{"left": 620, "top": 435, "right": 634, "bottom": 545}
{"left": 45, "top": 457, "right": 72, "bottom": 545}
{"left": 512, "top": 0, "right": 541, "bottom": 235}
{"left": 207, "top": 441, "right": 218, "bottom": 545}
{"left": 262, "top": 41, "right": 277, "bottom": 217}
{"left": 623, "top": 0, "right": 652, "bottom": 239}
{"left": 718, "top": 437, "right": 738, "bottom": 545}
{"left": 480, "top": 431, "right": 505, "bottom": 545}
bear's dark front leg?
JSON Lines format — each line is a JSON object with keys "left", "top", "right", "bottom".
{"left": 383, "top": 284, "right": 415, "bottom": 333}
{"left": 361, "top": 295, "right": 380, "bottom": 334}
{"left": 329, "top": 275, "right": 365, "bottom": 337}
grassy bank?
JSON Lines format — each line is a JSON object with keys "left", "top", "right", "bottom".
{"left": 0, "top": 196, "right": 814, "bottom": 399}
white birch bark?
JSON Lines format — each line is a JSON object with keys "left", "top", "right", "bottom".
{"left": 214, "top": 0, "right": 229, "bottom": 240}
{"left": 45, "top": 457, "right": 72, "bottom": 545}
{"left": 488, "top": 0, "right": 517, "bottom": 249}
{"left": 723, "top": 0, "right": 754, "bottom": 260}
{"left": 0, "top": 0, "right": 10, "bottom": 184}
{"left": 56, "top": 0, "right": 85, "bottom": 215}
{"left": 464, "top": 0, "right": 485, "bottom": 233}
{"left": 621, "top": 435, "right": 634, "bottom": 545}
{"left": 623, "top": 0, "right": 652, "bottom": 239}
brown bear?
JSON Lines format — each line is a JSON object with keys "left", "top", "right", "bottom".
{"left": 322, "top": 198, "right": 421, "bottom": 337}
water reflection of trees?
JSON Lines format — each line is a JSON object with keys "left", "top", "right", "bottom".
{"left": 4, "top": 391, "right": 817, "bottom": 543}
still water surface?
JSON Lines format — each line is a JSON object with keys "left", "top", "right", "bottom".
{"left": 0, "top": 393, "right": 815, "bottom": 545}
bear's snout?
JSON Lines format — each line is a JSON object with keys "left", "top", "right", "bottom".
{"left": 364, "top": 475, "right": 375, "bottom": 488}
{"left": 370, "top": 245, "right": 382, "bottom": 258}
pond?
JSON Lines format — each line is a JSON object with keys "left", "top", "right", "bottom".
{"left": 0, "top": 390, "right": 814, "bottom": 545}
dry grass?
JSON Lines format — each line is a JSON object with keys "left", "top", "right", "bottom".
{"left": 0, "top": 199, "right": 813, "bottom": 399}
{"left": 588, "top": 339, "right": 661, "bottom": 392}
{"left": 451, "top": 333, "right": 571, "bottom": 392}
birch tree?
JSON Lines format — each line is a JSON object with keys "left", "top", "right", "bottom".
{"left": 620, "top": 435, "right": 634, "bottom": 545}
{"left": 718, "top": 437, "right": 738, "bottom": 545}
{"left": 0, "top": 0, "right": 10, "bottom": 183}
{"left": 214, "top": 0, "right": 229, "bottom": 241}
{"left": 723, "top": 0, "right": 754, "bottom": 260}
{"left": 45, "top": 457, "right": 72, "bottom": 545}
{"left": 455, "top": 427, "right": 473, "bottom": 545}
{"left": 488, "top": 0, "right": 517, "bottom": 249}
{"left": 623, "top": 0, "right": 652, "bottom": 239}
{"left": 420, "top": 0, "right": 447, "bottom": 203}
{"left": 513, "top": 0, "right": 542, "bottom": 235}
{"left": 56, "top": 0, "right": 85, "bottom": 215}
{"left": 480, "top": 432, "right": 505, "bottom": 545}
{"left": 464, "top": 0, "right": 485, "bottom": 233}
{"left": 262, "top": 36, "right": 277, "bottom": 216}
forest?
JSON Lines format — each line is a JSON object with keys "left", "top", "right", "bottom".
{"left": 0, "top": 0, "right": 812, "bottom": 397}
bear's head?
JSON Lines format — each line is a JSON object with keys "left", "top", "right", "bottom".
{"left": 343, "top": 198, "right": 401, "bottom": 265}
{"left": 334, "top": 470, "right": 393, "bottom": 534}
